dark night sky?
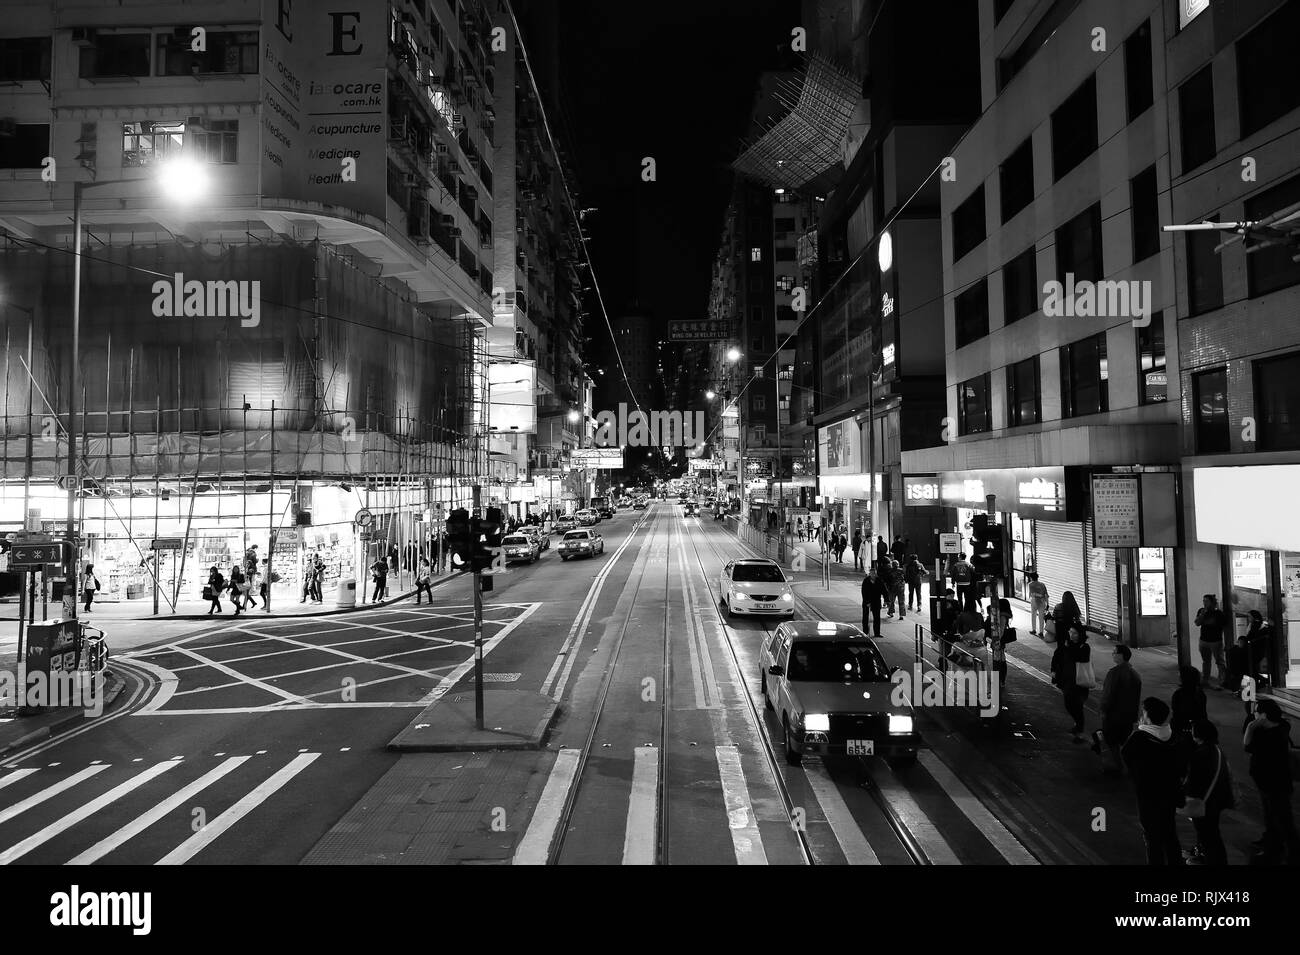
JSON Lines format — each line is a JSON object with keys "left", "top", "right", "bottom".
{"left": 534, "top": 0, "right": 802, "bottom": 379}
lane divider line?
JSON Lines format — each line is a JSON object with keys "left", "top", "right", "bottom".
{"left": 916, "top": 750, "right": 1039, "bottom": 865}
{"left": 622, "top": 746, "right": 659, "bottom": 866}
{"left": 714, "top": 745, "right": 768, "bottom": 865}
{"left": 512, "top": 748, "right": 582, "bottom": 865}
{"left": 803, "top": 759, "right": 881, "bottom": 865}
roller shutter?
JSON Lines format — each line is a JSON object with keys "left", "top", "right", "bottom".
{"left": 1033, "top": 521, "right": 1086, "bottom": 618}
{"left": 1083, "top": 519, "right": 1120, "bottom": 635}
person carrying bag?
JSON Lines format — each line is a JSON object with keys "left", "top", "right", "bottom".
{"left": 1182, "top": 720, "right": 1234, "bottom": 866}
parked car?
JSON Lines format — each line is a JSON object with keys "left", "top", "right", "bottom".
{"left": 521, "top": 525, "right": 550, "bottom": 551}
{"left": 597, "top": 505, "right": 615, "bottom": 519}
{"left": 559, "top": 529, "right": 605, "bottom": 560}
{"left": 718, "top": 558, "right": 795, "bottom": 617}
{"left": 760, "top": 620, "right": 919, "bottom": 766}
{"left": 575, "top": 508, "right": 599, "bottom": 526}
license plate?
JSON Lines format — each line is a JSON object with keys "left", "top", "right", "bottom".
{"left": 757, "top": 603, "right": 775, "bottom": 610}
{"left": 846, "top": 739, "right": 874, "bottom": 756}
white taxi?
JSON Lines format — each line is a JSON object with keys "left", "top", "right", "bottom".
{"left": 718, "top": 558, "right": 795, "bottom": 618}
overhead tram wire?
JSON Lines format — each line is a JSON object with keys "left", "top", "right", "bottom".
{"left": 505, "top": 0, "right": 644, "bottom": 417}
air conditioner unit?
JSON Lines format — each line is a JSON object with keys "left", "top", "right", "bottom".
{"left": 440, "top": 214, "right": 456, "bottom": 227}
{"left": 185, "top": 115, "right": 205, "bottom": 129}
{"left": 71, "top": 27, "right": 97, "bottom": 46}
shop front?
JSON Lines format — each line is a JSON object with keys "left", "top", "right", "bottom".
{"left": 1193, "top": 465, "right": 1300, "bottom": 690}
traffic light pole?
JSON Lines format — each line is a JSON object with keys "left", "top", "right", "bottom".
{"left": 472, "top": 483, "right": 484, "bottom": 731}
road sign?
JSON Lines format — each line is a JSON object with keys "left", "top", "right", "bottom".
{"left": 354, "top": 507, "right": 374, "bottom": 528}
{"left": 151, "top": 537, "right": 184, "bottom": 550}
{"left": 939, "top": 533, "right": 961, "bottom": 554}
{"left": 11, "top": 539, "right": 71, "bottom": 566}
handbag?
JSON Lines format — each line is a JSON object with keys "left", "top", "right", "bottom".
{"left": 1043, "top": 618, "right": 1057, "bottom": 642}
{"left": 1001, "top": 627, "right": 1018, "bottom": 644}
{"left": 202, "top": 585, "right": 214, "bottom": 601}
{"left": 1183, "top": 748, "right": 1223, "bottom": 818}
{"left": 1075, "top": 660, "right": 1098, "bottom": 689}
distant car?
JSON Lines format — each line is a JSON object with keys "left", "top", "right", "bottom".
{"left": 760, "top": 620, "right": 919, "bottom": 766}
{"left": 597, "top": 505, "right": 615, "bottom": 519}
{"left": 719, "top": 558, "right": 795, "bottom": 618}
{"left": 559, "top": 529, "right": 605, "bottom": 560}
{"left": 633, "top": 498, "right": 647, "bottom": 510}
{"left": 576, "top": 509, "right": 599, "bottom": 526}
{"left": 501, "top": 533, "right": 540, "bottom": 564}
{"left": 521, "top": 525, "right": 550, "bottom": 551}
{"left": 553, "top": 515, "right": 578, "bottom": 533}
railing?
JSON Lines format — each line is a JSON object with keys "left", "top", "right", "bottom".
{"left": 79, "top": 623, "right": 108, "bottom": 676}
{"left": 912, "top": 620, "right": 994, "bottom": 719}
{"left": 727, "top": 516, "right": 786, "bottom": 564}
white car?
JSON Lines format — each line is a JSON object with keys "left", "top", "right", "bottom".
{"left": 501, "top": 533, "right": 540, "bottom": 564}
{"left": 719, "top": 558, "right": 795, "bottom": 617}
{"left": 575, "top": 508, "right": 599, "bottom": 526}
{"left": 559, "top": 529, "right": 605, "bottom": 560}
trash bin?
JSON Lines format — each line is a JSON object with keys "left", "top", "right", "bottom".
{"left": 336, "top": 577, "right": 356, "bottom": 609}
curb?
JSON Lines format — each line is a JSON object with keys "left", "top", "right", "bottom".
{"left": 0, "top": 669, "right": 127, "bottom": 759}
{"left": 388, "top": 699, "right": 560, "bottom": 753}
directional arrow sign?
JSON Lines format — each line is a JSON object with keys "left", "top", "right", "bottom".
{"left": 11, "top": 539, "right": 70, "bottom": 566}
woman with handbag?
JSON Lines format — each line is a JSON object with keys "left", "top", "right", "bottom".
{"left": 414, "top": 557, "right": 434, "bottom": 605}
{"left": 1052, "top": 625, "right": 1094, "bottom": 742}
{"left": 80, "top": 563, "right": 100, "bottom": 613}
{"left": 205, "top": 566, "right": 225, "bottom": 615}
{"left": 1182, "top": 719, "right": 1233, "bottom": 866}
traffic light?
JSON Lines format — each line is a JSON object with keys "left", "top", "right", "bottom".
{"left": 471, "top": 507, "right": 505, "bottom": 574}
{"left": 446, "top": 508, "right": 471, "bottom": 570}
{"left": 969, "top": 513, "right": 1007, "bottom": 577}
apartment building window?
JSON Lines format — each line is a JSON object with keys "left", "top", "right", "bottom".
{"left": 752, "top": 394, "right": 766, "bottom": 412}
{"left": 1056, "top": 203, "right": 1103, "bottom": 283}
{"left": 1060, "top": 333, "right": 1108, "bottom": 418}
{"left": 951, "top": 185, "right": 986, "bottom": 261}
{"left": 1245, "top": 174, "right": 1300, "bottom": 297}
{"left": 751, "top": 336, "right": 765, "bottom": 352}
{"left": 1193, "top": 368, "right": 1230, "bottom": 453}
{"left": 1237, "top": 0, "right": 1300, "bottom": 138}
{"left": 1137, "top": 311, "right": 1167, "bottom": 404}
{"left": 1186, "top": 210, "right": 1224, "bottom": 315}
{"left": 1006, "top": 356, "right": 1041, "bottom": 427}
{"left": 774, "top": 217, "right": 795, "bottom": 233}
{"left": 999, "top": 138, "right": 1034, "bottom": 223}
{"left": 751, "top": 425, "right": 767, "bottom": 443}
{"left": 121, "top": 121, "right": 185, "bottom": 167}
{"left": 0, "top": 36, "right": 51, "bottom": 81}
{"left": 775, "top": 274, "right": 795, "bottom": 293}
{"left": 1130, "top": 164, "right": 1160, "bottom": 262}
{"left": 189, "top": 120, "right": 239, "bottom": 164}
{"left": 751, "top": 307, "right": 764, "bottom": 328}
{"left": 79, "top": 32, "right": 152, "bottom": 78}
{"left": 1124, "top": 20, "right": 1153, "bottom": 121}
{"left": 1002, "top": 246, "right": 1037, "bottom": 325}
{"left": 957, "top": 373, "right": 991, "bottom": 435}
{"left": 954, "top": 279, "right": 989, "bottom": 347}
{"left": 1051, "top": 74, "right": 1098, "bottom": 181}
{"left": 1255, "top": 351, "right": 1300, "bottom": 451}
{"left": 751, "top": 247, "right": 762, "bottom": 262}
{"left": 0, "top": 124, "right": 50, "bottom": 168}
{"left": 1179, "top": 65, "right": 1216, "bottom": 173}
{"left": 158, "top": 30, "right": 258, "bottom": 75}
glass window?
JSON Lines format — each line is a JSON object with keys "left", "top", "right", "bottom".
{"left": 1186, "top": 212, "right": 1224, "bottom": 315}
{"left": 0, "top": 123, "right": 50, "bottom": 169}
{"left": 1228, "top": 548, "right": 1270, "bottom": 637}
{"left": 1237, "top": 1, "right": 1300, "bottom": 138}
{"left": 951, "top": 185, "right": 986, "bottom": 261}
{"left": 1245, "top": 175, "right": 1300, "bottom": 298}
{"left": 1060, "top": 333, "right": 1108, "bottom": 418}
{"left": 957, "top": 373, "right": 991, "bottom": 435}
{"left": 1009, "top": 513, "right": 1034, "bottom": 601}
{"left": 188, "top": 119, "right": 238, "bottom": 164}
{"left": 1125, "top": 20, "right": 1153, "bottom": 121}
{"left": 1052, "top": 74, "right": 1098, "bottom": 181}
{"left": 999, "top": 139, "right": 1034, "bottom": 223}
{"left": 751, "top": 247, "right": 762, "bottom": 261}
{"left": 1179, "top": 65, "right": 1216, "bottom": 172}
{"left": 0, "top": 36, "right": 51, "bottom": 81}
{"left": 954, "top": 278, "right": 989, "bottom": 348}
{"left": 1255, "top": 350, "right": 1300, "bottom": 451}
{"left": 157, "top": 30, "right": 258, "bottom": 75}
{"left": 1006, "top": 356, "right": 1040, "bottom": 427}
{"left": 785, "top": 640, "right": 889, "bottom": 682}
{"left": 1137, "top": 311, "right": 1167, "bottom": 404}
{"left": 1281, "top": 551, "right": 1300, "bottom": 689}
{"left": 1130, "top": 164, "right": 1160, "bottom": 262}
{"left": 121, "top": 120, "right": 185, "bottom": 167}
{"left": 1139, "top": 547, "right": 1167, "bottom": 616}
{"left": 1193, "top": 367, "right": 1230, "bottom": 453}
{"left": 1056, "top": 203, "right": 1103, "bottom": 284}
{"left": 1002, "top": 246, "right": 1037, "bottom": 325}
{"left": 79, "top": 32, "right": 152, "bottom": 78}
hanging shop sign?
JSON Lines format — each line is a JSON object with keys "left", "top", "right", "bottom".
{"left": 939, "top": 533, "right": 961, "bottom": 554}
{"left": 1092, "top": 475, "right": 1141, "bottom": 547}
{"left": 923, "top": 466, "right": 1068, "bottom": 518}
{"left": 150, "top": 537, "right": 184, "bottom": 550}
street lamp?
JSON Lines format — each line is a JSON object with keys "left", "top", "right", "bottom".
{"left": 726, "top": 347, "right": 741, "bottom": 362}
{"left": 567, "top": 409, "right": 581, "bottom": 423}
{"left": 705, "top": 390, "right": 715, "bottom": 400}
{"left": 64, "top": 158, "right": 209, "bottom": 620}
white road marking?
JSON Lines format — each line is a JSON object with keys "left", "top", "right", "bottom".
{"left": 415, "top": 602, "right": 541, "bottom": 706}
{"left": 0, "top": 765, "right": 110, "bottom": 827}
{"left": 512, "top": 748, "right": 582, "bottom": 865}
{"left": 156, "top": 753, "right": 320, "bottom": 865}
{"left": 675, "top": 529, "right": 721, "bottom": 709}
{"left": 0, "top": 768, "right": 39, "bottom": 790}
{"left": 166, "top": 645, "right": 310, "bottom": 706}
{"left": 864, "top": 761, "right": 960, "bottom": 864}
{"left": 803, "top": 759, "right": 880, "bottom": 864}
{"left": 917, "top": 751, "right": 1038, "bottom": 864}
{"left": 714, "top": 746, "right": 767, "bottom": 865}
{"left": 0, "top": 760, "right": 181, "bottom": 865}
{"left": 69, "top": 756, "right": 251, "bottom": 865}
{"left": 622, "top": 747, "right": 659, "bottom": 866}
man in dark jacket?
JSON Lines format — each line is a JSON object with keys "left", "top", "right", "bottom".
{"left": 1244, "top": 699, "right": 1300, "bottom": 864}
{"left": 1096, "top": 645, "right": 1142, "bottom": 774}
{"left": 852, "top": 530, "right": 864, "bottom": 571}
{"left": 861, "top": 567, "right": 886, "bottom": 638}
{"left": 1121, "top": 697, "right": 1183, "bottom": 865}
{"left": 876, "top": 535, "right": 888, "bottom": 569}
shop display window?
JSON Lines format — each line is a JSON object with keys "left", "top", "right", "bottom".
{"left": 1138, "top": 547, "right": 1166, "bottom": 616}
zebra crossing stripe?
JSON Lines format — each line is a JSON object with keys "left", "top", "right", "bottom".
{"left": 0, "top": 765, "right": 110, "bottom": 827}
{"left": 0, "top": 768, "right": 39, "bottom": 791}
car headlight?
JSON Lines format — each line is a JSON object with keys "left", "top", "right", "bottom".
{"left": 888, "top": 713, "right": 914, "bottom": 735}
{"left": 804, "top": 713, "right": 830, "bottom": 733}
{"left": 782, "top": 593, "right": 793, "bottom": 602}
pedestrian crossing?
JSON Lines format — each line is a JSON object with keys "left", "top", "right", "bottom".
{"left": 0, "top": 753, "right": 328, "bottom": 865}
{"left": 515, "top": 742, "right": 1041, "bottom": 866}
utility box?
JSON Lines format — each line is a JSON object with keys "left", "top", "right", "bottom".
{"left": 336, "top": 577, "right": 356, "bottom": 609}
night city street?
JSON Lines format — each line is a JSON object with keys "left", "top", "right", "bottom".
{"left": 0, "top": 0, "right": 1298, "bottom": 939}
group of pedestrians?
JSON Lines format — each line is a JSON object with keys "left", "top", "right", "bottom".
{"left": 204, "top": 547, "right": 265, "bottom": 616}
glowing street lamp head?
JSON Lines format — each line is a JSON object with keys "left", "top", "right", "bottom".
{"left": 567, "top": 409, "right": 581, "bottom": 423}
{"left": 726, "top": 347, "right": 741, "bottom": 362}
{"left": 705, "top": 390, "right": 715, "bottom": 400}
{"left": 156, "top": 157, "right": 210, "bottom": 203}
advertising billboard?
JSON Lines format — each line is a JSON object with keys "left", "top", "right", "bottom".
{"left": 818, "top": 419, "right": 861, "bottom": 475}
{"left": 488, "top": 362, "right": 538, "bottom": 435}
{"left": 572, "top": 448, "right": 625, "bottom": 468}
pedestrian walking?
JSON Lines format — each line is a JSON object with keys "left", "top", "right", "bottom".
{"left": 861, "top": 566, "right": 886, "bottom": 639}
{"left": 985, "top": 598, "right": 1014, "bottom": 690}
{"left": 311, "top": 558, "right": 324, "bottom": 602}
{"left": 415, "top": 557, "right": 434, "bottom": 604}
{"left": 1095, "top": 644, "right": 1142, "bottom": 774}
{"left": 300, "top": 555, "right": 314, "bottom": 603}
{"left": 876, "top": 535, "right": 888, "bottom": 568}
{"left": 852, "top": 530, "right": 864, "bottom": 571}
{"left": 80, "top": 562, "right": 99, "bottom": 613}
{"left": 1052, "top": 625, "right": 1094, "bottom": 742}
{"left": 1182, "top": 719, "right": 1234, "bottom": 866}
{"left": 904, "top": 554, "right": 927, "bottom": 612}
{"left": 836, "top": 530, "right": 848, "bottom": 563}
{"left": 1243, "top": 610, "right": 1272, "bottom": 687}
{"left": 243, "top": 564, "right": 261, "bottom": 609}
{"left": 1171, "top": 665, "right": 1208, "bottom": 748}
{"left": 1026, "top": 572, "right": 1050, "bottom": 636}
{"left": 951, "top": 552, "right": 975, "bottom": 613}
{"left": 369, "top": 557, "right": 389, "bottom": 601}
{"left": 1051, "top": 591, "right": 1083, "bottom": 643}
{"left": 796, "top": 518, "right": 804, "bottom": 542}
{"left": 890, "top": 535, "right": 906, "bottom": 563}
{"left": 1122, "top": 698, "right": 1184, "bottom": 865}
{"left": 229, "top": 565, "right": 247, "bottom": 616}
{"left": 205, "top": 566, "right": 226, "bottom": 615}
{"left": 244, "top": 544, "right": 259, "bottom": 578}
{"left": 1195, "top": 594, "right": 1228, "bottom": 688}
{"left": 1244, "top": 699, "right": 1300, "bottom": 864}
